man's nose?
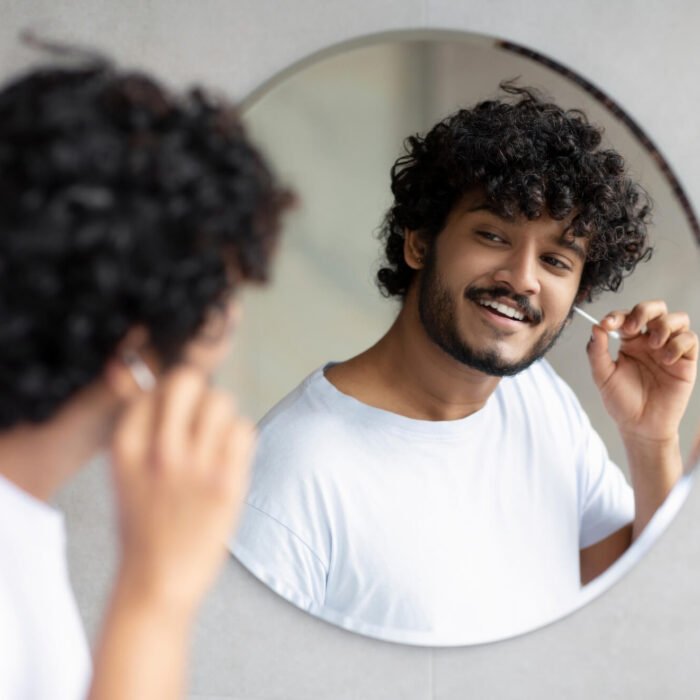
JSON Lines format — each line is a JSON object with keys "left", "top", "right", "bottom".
{"left": 492, "top": 250, "right": 541, "bottom": 296}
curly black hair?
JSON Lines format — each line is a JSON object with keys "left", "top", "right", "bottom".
{"left": 0, "top": 60, "right": 292, "bottom": 429}
{"left": 377, "top": 83, "right": 652, "bottom": 301}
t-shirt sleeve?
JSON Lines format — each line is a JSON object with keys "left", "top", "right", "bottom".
{"left": 228, "top": 385, "right": 334, "bottom": 613}
{"left": 230, "top": 502, "right": 328, "bottom": 611}
{"left": 577, "top": 422, "right": 635, "bottom": 549}
{"left": 534, "top": 360, "right": 635, "bottom": 549}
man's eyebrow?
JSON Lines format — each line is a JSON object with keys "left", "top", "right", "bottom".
{"left": 466, "top": 202, "right": 513, "bottom": 220}
{"left": 557, "top": 236, "right": 587, "bottom": 262}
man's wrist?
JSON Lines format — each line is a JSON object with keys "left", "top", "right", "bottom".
{"left": 623, "top": 431, "right": 682, "bottom": 502}
{"left": 111, "top": 567, "right": 200, "bottom": 630}
{"left": 619, "top": 430, "right": 680, "bottom": 454}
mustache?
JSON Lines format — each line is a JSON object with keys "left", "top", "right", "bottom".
{"left": 465, "top": 286, "right": 543, "bottom": 324}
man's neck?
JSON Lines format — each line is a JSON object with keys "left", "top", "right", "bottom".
{"left": 0, "top": 383, "right": 116, "bottom": 502}
{"left": 325, "top": 296, "right": 501, "bottom": 422}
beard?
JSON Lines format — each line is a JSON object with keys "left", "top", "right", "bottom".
{"left": 417, "top": 252, "right": 570, "bottom": 377}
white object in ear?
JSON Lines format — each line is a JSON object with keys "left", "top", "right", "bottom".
{"left": 122, "top": 351, "right": 157, "bottom": 392}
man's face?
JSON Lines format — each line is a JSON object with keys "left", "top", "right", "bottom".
{"left": 416, "top": 192, "right": 587, "bottom": 376}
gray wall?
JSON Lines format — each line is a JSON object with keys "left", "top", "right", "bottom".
{"left": 4, "top": 0, "right": 697, "bottom": 697}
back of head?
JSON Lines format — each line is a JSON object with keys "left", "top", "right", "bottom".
{"left": 0, "top": 57, "right": 292, "bottom": 429}
{"left": 377, "top": 83, "right": 652, "bottom": 302}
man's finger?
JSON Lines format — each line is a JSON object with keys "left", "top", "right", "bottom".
{"left": 660, "top": 330, "right": 699, "bottom": 365}
{"left": 153, "top": 367, "right": 208, "bottom": 473}
{"left": 587, "top": 324, "right": 616, "bottom": 388}
{"left": 191, "top": 391, "right": 236, "bottom": 477}
{"left": 613, "top": 300, "right": 668, "bottom": 336}
{"left": 218, "top": 418, "right": 256, "bottom": 498}
{"left": 112, "top": 393, "right": 156, "bottom": 477}
{"left": 646, "top": 312, "right": 690, "bottom": 349}
{"left": 600, "top": 309, "right": 629, "bottom": 333}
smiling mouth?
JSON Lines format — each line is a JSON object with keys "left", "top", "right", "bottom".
{"left": 476, "top": 299, "right": 530, "bottom": 323}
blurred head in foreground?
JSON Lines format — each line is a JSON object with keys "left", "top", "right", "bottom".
{"left": 0, "top": 50, "right": 293, "bottom": 431}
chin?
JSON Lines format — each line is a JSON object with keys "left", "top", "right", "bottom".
{"left": 452, "top": 340, "right": 543, "bottom": 377}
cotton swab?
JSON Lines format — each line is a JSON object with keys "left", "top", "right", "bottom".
{"left": 573, "top": 306, "right": 621, "bottom": 340}
{"left": 122, "top": 351, "right": 157, "bottom": 391}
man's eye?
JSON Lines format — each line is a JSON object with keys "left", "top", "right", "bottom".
{"left": 476, "top": 230, "right": 505, "bottom": 243}
{"left": 542, "top": 255, "right": 572, "bottom": 271}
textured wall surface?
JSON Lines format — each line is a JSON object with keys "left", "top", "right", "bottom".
{"left": 3, "top": 0, "right": 695, "bottom": 697}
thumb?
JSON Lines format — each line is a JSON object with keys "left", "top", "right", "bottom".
{"left": 587, "top": 324, "right": 616, "bottom": 388}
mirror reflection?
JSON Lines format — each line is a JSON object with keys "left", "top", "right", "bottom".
{"left": 223, "top": 36, "right": 700, "bottom": 645}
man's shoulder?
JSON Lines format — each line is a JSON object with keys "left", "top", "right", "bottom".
{"left": 248, "top": 366, "right": 369, "bottom": 506}
{"left": 255, "top": 365, "right": 364, "bottom": 468}
{"left": 260, "top": 365, "right": 348, "bottom": 429}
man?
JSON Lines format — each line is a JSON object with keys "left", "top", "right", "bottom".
{"left": 231, "top": 85, "right": 697, "bottom": 645}
{"left": 0, "top": 56, "right": 291, "bottom": 697}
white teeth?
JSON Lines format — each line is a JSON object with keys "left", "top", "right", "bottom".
{"left": 478, "top": 300, "right": 526, "bottom": 321}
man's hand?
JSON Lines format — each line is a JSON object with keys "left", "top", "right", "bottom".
{"left": 89, "top": 366, "right": 255, "bottom": 700}
{"left": 110, "top": 365, "right": 255, "bottom": 612}
{"left": 587, "top": 300, "right": 698, "bottom": 443}
{"left": 586, "top": 300, "right": 696, "bottom": 547}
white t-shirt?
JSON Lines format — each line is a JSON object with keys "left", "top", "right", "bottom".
{"left": 231, "top": 360, "right": 634, "bottom": 645}
{"left": 0, "top": 475, "right": 91, "bottom": 700}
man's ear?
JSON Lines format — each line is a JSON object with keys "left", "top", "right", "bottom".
{"left": 103, "top": 326, "right": 156, "bottom": 400}
{"left": 404, "top": 229, "right": 429, "bottom": 269}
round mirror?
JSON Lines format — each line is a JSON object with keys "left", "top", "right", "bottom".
{"left": 220, "top": 32, "right": 700, "bottom": 646}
